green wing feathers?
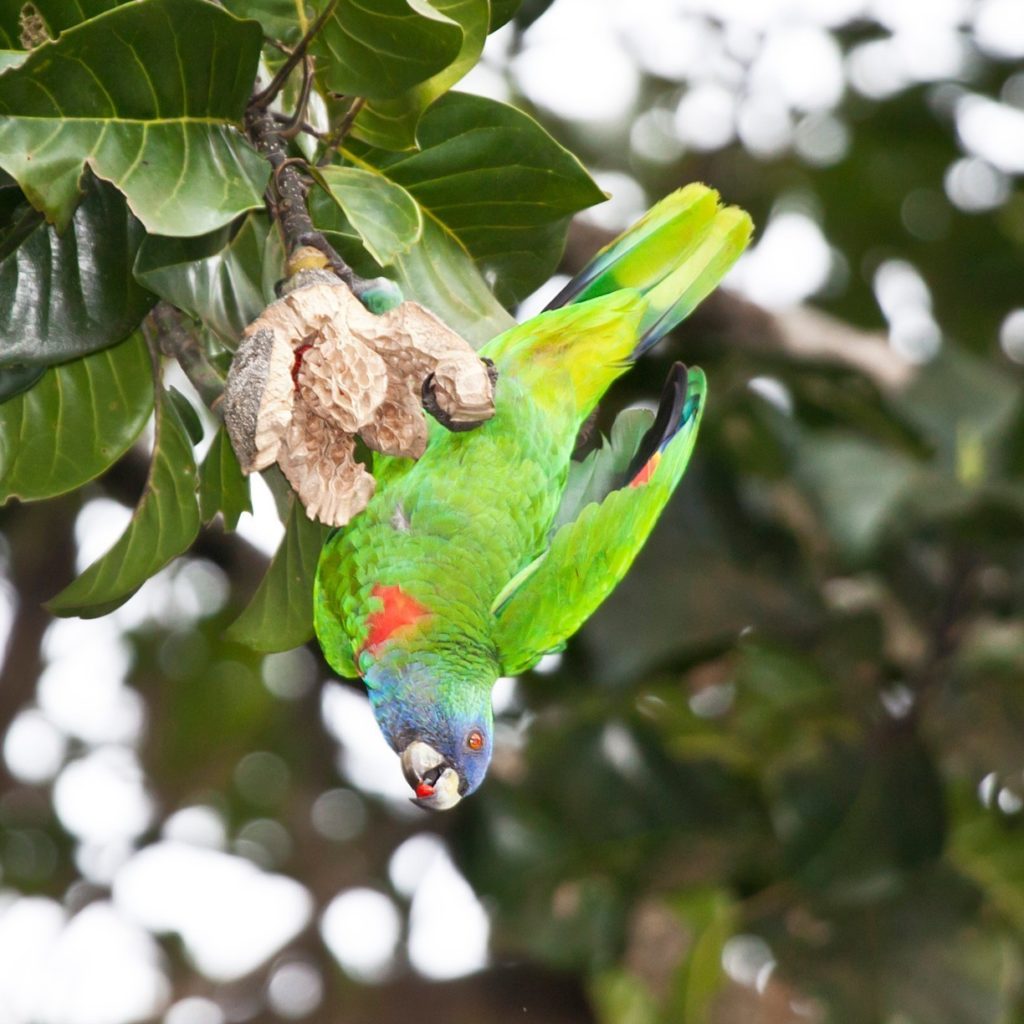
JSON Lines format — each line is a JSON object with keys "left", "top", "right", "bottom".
{"left": 492, "top": 366, "right": 707, "bottom": 675}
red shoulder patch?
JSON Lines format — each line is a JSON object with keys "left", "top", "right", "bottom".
{"left": 629, "top": 451, "right": 661, "bottom": 488}
{"left": 363, "top": 584, "right": 430, "bottom": 652}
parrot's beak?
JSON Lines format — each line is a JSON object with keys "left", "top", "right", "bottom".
{"left": 401, "top": 741, "right": 462, "bottom": 811}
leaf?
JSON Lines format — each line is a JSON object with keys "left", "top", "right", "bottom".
{"left": 0, "top": 0, "right": 121, "bottom": 45}
{"left": 199, "top": 426, "right": 251, "bottom": 530}
{"left": 227, "top": 498, "right": 330, "bottom": 651}
{"left": 315, "top": 166, "right": 422, "bottom": 267}
{"left": 220, "top": 0, "right": 299, "bottom": 40}
{"left": 489, "top": 0, "right": 520, "bottom": 30}
{"left": 167, "top": 386, "right": 203, "bottom": 444}
{"left": 135, "top": 213, "right": 283, "bottom": 345}
{"left": 311, "top": 187, "right": 513, "bottom": 345}
{"left": 47, "top": 382, "right": 202, "bottom": 617}
{"left": 0, "top": 363, "right": 43, "bottom": 400}
{"left": 311, "top": 0, "right": 463, "bottom": 101}
{"left": 0, "top": 49, "right": 26, "bottom": 71}
{"left": 0, "top": 0, "right": 268, "bottom": 235}
{"left": 796, "top": 432, "right": 923, "bottom": 562}
{"left": 0, "top": 331, "right": 153, "bottom": 502}
{"left": 348, "top": 91, "right": 605, "bottom": 305}
{"left": 1, "top": 173, "right": 155, "bottom": 368}
{"left": 353, "top": 0, "right": 490, "bottom": 151}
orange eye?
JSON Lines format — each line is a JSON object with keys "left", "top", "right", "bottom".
{"left": 467, "top": 730, "right": 485, "bottom": 751}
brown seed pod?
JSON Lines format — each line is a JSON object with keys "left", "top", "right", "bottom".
{"left": 222, "top": 276, "right": 496, "bottom": 528}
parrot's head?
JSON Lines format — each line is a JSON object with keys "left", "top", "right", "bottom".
{"left": 363, "top": 654, "right": 495, "bottom": 811}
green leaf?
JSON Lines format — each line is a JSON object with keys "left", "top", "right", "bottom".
{"left": 227, "top": 498, "right": 330, "bottom": 651}
{"left": 167, "top": 386, "right": 204, "bottom": 444}
{"left": 0, "top": 362, "right": 43, "bottom": 400}
{"left": 0, "top": 0, "right": 268, "bottom": 235}
{"left": 489, "top": 0, "right": 520, "bottom": 30}
{"left": 47, "top": 382, "right": 202, "bottom": 617}
{"left": 797, "top": 433, "right": 923, "bottom": 561}
{"left": 135, "top": 213, "right": 283, "bottom": 345}
{"left": 348, "top": 92, "right": 605, "bottom": 305}
{"left": 311, "top": 0, "right": 463, "bottom": 101}
{"left": 353, "top": 0, "right": 491, "bottom": 151}
{"left": 0, "top": 0, "right": 121, "bottom": 46}
{"left": 199, "top": 426, "right": 251, "bottom": 530}
{"left": 0, "top": 49, "right": 26, "bottom": 71}
{"left": 0, "top": 332, "right": 153, "bottom": 502}
{"left": 1, "top": 174, "right": 155, "bottom": 368}
{"left": 314, "top": 166, "right": 422, "bottom": 267}
{"left": 220, "top": 0, "right": 299, "bottom": 39}
{"left": 311, "top": 189, "right": 513, "bottom": 345}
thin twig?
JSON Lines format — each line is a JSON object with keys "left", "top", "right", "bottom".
{"left": 250, "top": 0, "right": 338, "bottom": 110}
{"left": 277, "top": 56, "right": 315, "bottom": 139}
{"left": 145, "top": 302, "right": 226, "bottom": 413}
{"left": 317, "top": 96, "right": 365, "bottom": 166}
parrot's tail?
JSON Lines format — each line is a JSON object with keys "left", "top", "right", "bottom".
{"left": 545, "top": 184, "right": 753, "bottom": 358}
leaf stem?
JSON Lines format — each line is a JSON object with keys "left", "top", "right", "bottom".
{"left": 145, "top": 302, "right": 225, "bottom": 414}
{"left": 250, "top": 0, "right": 338, "bottom": 110}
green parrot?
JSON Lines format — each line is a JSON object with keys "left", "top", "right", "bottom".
{"left": 314, "top": 184, "right": 752, "bottom": 809}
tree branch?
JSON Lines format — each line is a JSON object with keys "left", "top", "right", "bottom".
{"left": 144, "top": 302, "right": 226, "bottom": 412}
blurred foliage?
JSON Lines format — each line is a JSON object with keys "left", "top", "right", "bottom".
{"left": 1, "top": 1, "right": 1024, "bottom": 1023}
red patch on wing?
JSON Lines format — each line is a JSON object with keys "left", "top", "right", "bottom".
{"left": 629, "top": 451, "right": 661, "bottom": 488}
{"left": 363, "top": 584, "right": 430, "bottom": 652}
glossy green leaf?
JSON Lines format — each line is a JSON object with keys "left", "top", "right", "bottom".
{"left": 315, "top": 166, "right": 422, "bottom": 267}
{"left": 219, "top": 0, "right": 298, "bottom": 39}
{"left": 135, "top": 213, "right": 283, "bottom": 345}
{"left": 489, "top": 0, "right": 519, "bottom": 29}
{"left": 199, "top": 426, "right": 251, "bottom": 530}
{"left": 0, "top": 363, "right": 43, "bottom": 400}
{"left": 349, "top": 92, "right": 605, "bottom": 305}
{"left": 311, "top": 0, "right": 463, "bottom": 101}
{"left": 47, "top": 384, "right": 202, "bottom": 617}
{"left": 227, "top": 498, "right": 330, "bottom": 651}
{"left": 0, "top": 332, "right": 153, "bottom": 502}
{"left": 0, "top": 0, "right": 121, "bottom": 45}
{"left": 168, "top": 387, "right": 204, "bottom": 444}
{"left": 353, "top": 0, "right": 490, "bottom": 151}
{"left": 1, "top": 174, "right": 155, "bottom": 368}
{"left": 0, "top": 0, "right": 268, "bottom": 235}
{"left": 0, "top": 49, "right": 25, "bottom": 70}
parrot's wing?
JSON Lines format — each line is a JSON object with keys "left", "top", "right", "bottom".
{"left": 491, "top": 363, "right": 705, "bottom": 675}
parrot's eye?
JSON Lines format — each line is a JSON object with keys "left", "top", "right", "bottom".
{"left": 467, "top": 729, "right": 485, "bottom": 752}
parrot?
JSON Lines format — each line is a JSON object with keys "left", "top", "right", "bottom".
{"left": 314, "top": 184, "right": 752, "bottom": 810}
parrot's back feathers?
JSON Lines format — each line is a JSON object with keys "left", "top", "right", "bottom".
{"left": 547, "top": 184, "right": 752, "bottom": 358}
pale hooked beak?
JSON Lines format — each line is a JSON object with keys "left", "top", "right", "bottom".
{"left": 400, "top": 740, "right": 462, "bottom": 811}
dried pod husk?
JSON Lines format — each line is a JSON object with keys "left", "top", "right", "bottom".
{"left": 278, "top": 401, "right": 376, "bottom": 527}
{"left": 294, "top": 321, "right": 389, "bottom": 435}
{"left": 223, "top": 274, "right": 496, "bottom": 528}
{"left": 222, "top": 324, "right": 295, "bottom": 473}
